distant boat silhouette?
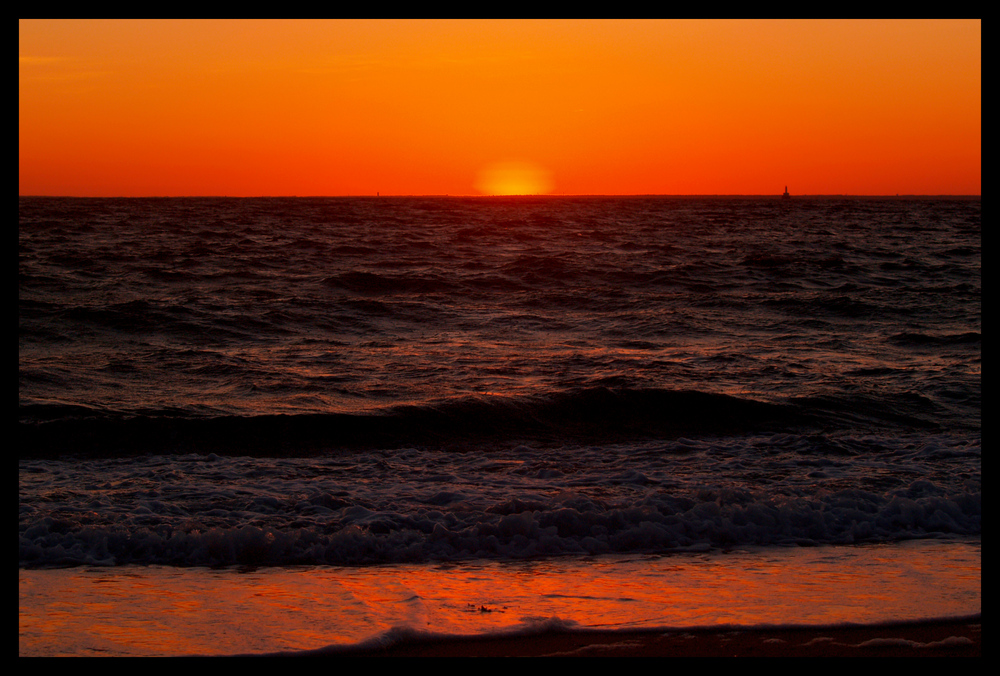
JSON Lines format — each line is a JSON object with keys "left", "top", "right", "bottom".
{"left": 782, "top": 186, "right": 790, "bottom": 199}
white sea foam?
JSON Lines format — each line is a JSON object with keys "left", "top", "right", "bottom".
{"left": 19, "top": 432, "right": 980, "bottom": 568}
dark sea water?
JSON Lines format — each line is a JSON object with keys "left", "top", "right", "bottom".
{"left": 19, "top": 196, "right": 980, "bottom": 570}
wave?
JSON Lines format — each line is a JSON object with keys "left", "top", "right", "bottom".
{"left": 17, "top": 388, "right": 802, "bottom": 458}
{"left": 18, "top": 385, "right": 956, "bottom": 460}
{"left": 18, "top": 435, "right": 981, "bottom": 568}
{"left": 889, "top": 331, "right": 981, "bottom": 347}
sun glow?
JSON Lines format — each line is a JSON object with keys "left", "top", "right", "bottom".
{"left": 475, "top": 161, "right": 554, "bottom": 196}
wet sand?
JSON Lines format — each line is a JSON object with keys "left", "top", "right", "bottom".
{"left": 339, "top": 617, "right": 981, "bottom": 657}
{"left": 20, "top": 544, "right": 981, "bottom": 656}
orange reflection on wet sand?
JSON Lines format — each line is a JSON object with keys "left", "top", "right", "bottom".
{"left": 19, "top": 538, "right": 980, "bottom": 656}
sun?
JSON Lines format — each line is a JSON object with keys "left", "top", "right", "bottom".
{"left": 475, "top": 161, "right": 554, "bottom": 196}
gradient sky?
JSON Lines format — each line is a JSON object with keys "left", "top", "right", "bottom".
{"left": 19, "top": 19, "right": 981, "bottom": 197}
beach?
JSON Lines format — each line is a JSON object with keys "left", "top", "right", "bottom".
{"left": 19, "top": 539, "right": 980, "bottom": 657}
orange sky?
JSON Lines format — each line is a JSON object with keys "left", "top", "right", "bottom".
{"left": 19, "top": 19, "right": 981, "bottom": 197}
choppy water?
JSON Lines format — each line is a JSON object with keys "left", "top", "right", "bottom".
{"left": 19, "top": 196, "right": 980, "bottom": 569}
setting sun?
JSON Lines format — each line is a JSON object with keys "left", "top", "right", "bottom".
{"left": 475, "top": 161, "right": 554, "bottom": 195}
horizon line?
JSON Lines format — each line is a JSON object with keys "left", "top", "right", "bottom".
{"left": 18, "top": 193, "right": 982, "bottom": 199}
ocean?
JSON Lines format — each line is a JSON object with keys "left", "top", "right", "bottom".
{"left": 19, "top": 195, "right": 981, "bottom": 655}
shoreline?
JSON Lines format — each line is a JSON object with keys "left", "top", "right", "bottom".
{"left": 21, "top": 540, "right": 981, "bottom": 657}
{"left": 322, "top": 616, "right": 982, "bottom": 657}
